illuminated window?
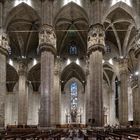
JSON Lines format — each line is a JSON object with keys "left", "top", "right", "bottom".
{"left": 63, "top": 0, "right": 81, "bottom": 6}
{"left": 70, "top": 82, "right": 78, "bottom": 111}
{"left": 69, "top": 42, "right": 78, "bottom": 55}
{"left": 69, "top": 46, "right": 77, "bottom": 55}
{"left": 14, "top": 0, "right": 31, "bottom": 6}
{"left": 111, "top": 0, "right": 131, "bottom": 7}
{"left": 106, "top": 45, "right": 111, "bottom": 53}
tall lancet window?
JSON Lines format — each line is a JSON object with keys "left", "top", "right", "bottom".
{"left": 70, "top": 82, "right": 78, "bottom": 122}
{"left": 69, "top": 46, "right": 77, "bottom": 55}
{"left": 69, "top": 41, "right": 78, "bottom": 55}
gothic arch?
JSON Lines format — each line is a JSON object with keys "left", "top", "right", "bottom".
{"left": 4, "top": 3, "right": 41, "bottom": 30}
{"left": 54, "top": 2, "right": 89, "bottom": 25}
{"left": 6, "top": 64, "right": 19, "bottom": 92}
{"left": 5, "top": 3, "right": 41, "bottom": 58}
{"left": 102, "top": 2, "right": 139, "bottom": 28}
{"left": 103, "top": 4, "right": 137, "bottom": 57}
{"left": 61, "top": 62, "right": 85, "bottom": 91}
{"left": 27, "top": 63, "right": 40, "bottom": 92}
{"left": 54, "top": 2, "right": 89, "bottom": 55}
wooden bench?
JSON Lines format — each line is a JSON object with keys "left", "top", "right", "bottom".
{"left": 108, "top": 132, "right": 122, "bottom": 140}
{"left": 19, "top": 133, "right": 37, "bottom": 140}
{"left": 96, "top": 133, "right": 106, "bottom": 140}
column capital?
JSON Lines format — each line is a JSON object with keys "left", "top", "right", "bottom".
{"left": 135, "top": 33, "right": 140, "bottom": 57}
{"left": 87, "top": 23, "right": 105, "bottom": 55}
{"left": 18, "top": 60, "right": 27, "bottom": 75}
{"left": 119, "top": 58, "right": 128, "bottom": 74}
{"left": 130, "top": 76, "right": 138, "bottom": 89}
{"left": 37, "top": 24, "right": 56, "bottom": 55}
{"left": 0, "top": 32, "right": 10, "bottom": 56}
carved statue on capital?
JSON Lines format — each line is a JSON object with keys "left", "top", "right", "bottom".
{"left": 119, "top": 58, "right": 128, "bottom": 74}
{"left": 18, "top": 61, "right": 27, "bottom": 75}
{"left": 135, "top": 29, "right": 140, "bottom": 57}
{"left": 88, "top": 24, "right": 105, "bottom": 53}
{"left": 136, "top": 29, "right": 140, "bottom": 46}
{"left": 130, "top": 75, "right": 138, "bottom": 89}
{"left": 0, "top": 33, "right": 10, "bottom": 54}
{"left": 39, "top": 24, "right": 56, "bottom": 48}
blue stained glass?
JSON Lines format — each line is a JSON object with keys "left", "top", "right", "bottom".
{"left": 70, "top": 82, "right": 78, "bottom": 110}
{"left": 70, "top": 46, "right": 77, "bottom": 55}
{"left": 71, "top": 82, "right": 77, "bottom": 95}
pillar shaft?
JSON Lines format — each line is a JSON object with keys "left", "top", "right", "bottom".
{"left": 87, "top": 24, "right": 105, "bottom": 126}
{"left": 85, "top": 68, "right": 90, "bottom": 124}
{"left": 0, "top": 53, "right": 6, "bottom": 127}
{"left": 0, "top": 2, "right": 2, "bottom": 28}
{"left": 119, "top": 58, "right": 128, "bottom": 125}
{"left": 38, "top": 24, "right": 56, "bottom": 127}
{"left": 18, "top": 62, "right": 28, "bottom": 125}
{"left": 53, "top": 58, "right": 61, "bottom": 125}
{"left": 133, "top": 45, "right": 140, "bottom": 125}
{"left": 0, "top": 33, "right": 9, "bottom": 127}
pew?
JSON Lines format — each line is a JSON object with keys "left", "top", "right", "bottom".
{"left": 96, "top": 133, "right": 106, "bottom": 140}
{"left": 108, "top": 132, "right": 122, "bottom": 140}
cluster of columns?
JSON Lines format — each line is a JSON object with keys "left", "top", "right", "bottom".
{"left": 86, "top": 24, "right": 140, "bottom": 126}
{"left": 0, "top": 24, "right": 59, "bottom": 127}
{"left": 0, "top": 25, "right": 140, "bottom": 128}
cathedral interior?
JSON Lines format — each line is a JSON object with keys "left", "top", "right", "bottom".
{"left": 0, "top": 0, "right": 140, "bottom": 139}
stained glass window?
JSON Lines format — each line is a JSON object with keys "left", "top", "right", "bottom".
{"left": 70, "top": 82, "right": 78, "bottom": 110}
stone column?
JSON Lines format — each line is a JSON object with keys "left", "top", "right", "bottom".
{"left": 53, "top": 58, "right": 61, "bottom": 125}
{"left": 133, "top": 36, "right": 140, "bottom": 125}
{"left": 0, "top": 33, "right": 9, "bottom": 127}
{"left": 87, "top": 24, "right": 105, "bottom": 126}
{"left": 0, "top": 2, "right": 2, "bottom": 29}
{"left": 85, "top": 63, "right": 90, "bottom": 125}
{"left": 18, "top": 61, "right": 28, "bottom": 125}
{"left": 38, "top": 24, "right": 56, "bottom": 127}
{"left": 119, "top": 58, "right": 128, "bottom": 125}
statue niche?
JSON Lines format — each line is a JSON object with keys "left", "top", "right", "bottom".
{"left": 71, "top": 109, "right": 77, "bottom": 122}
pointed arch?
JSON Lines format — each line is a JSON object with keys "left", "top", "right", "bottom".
{"left": 4, "top": 2, "right": 41, "bottom": 30}
{"left": 61, "top": 62, "right": 85, "bottom": 91}
{"left": 6, "top": 64, "right": 19, "bottom": 92}
{"left": 54, "top": 2, "right": 89, "bottom": 26}
{"left": 102, "top": 2, "right": 140, "bottom": 28}
{"left": 103, "top": 3, "right": 138, "bottom": 57}
{"left": 54, "top": 2, "right": 89, "bottom": 55}
{"left": 5, "top": 2, "right": 41, "bottom": 58}
{"left": 28, "top": 63, "right": 40, "bottom": 92}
